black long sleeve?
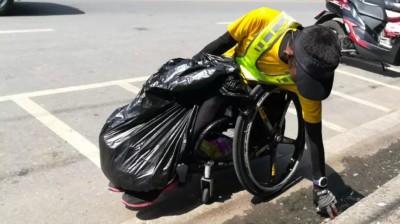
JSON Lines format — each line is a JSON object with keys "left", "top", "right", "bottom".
{"left": 193, "top": 31, "right": 238, "bottom": 59}
{"left": 304, "top": 121, "right": 326, "bottom": 180}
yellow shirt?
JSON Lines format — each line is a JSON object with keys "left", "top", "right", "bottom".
{"left": 225, "top": 7, "right": 321, "bottom": 123}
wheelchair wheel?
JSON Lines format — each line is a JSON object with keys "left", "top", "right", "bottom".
{"left": 201, "top": 187, "right": 211, "bottom": 204}
{"left": 233, "top": 85, "right": 305, "bottom": 196}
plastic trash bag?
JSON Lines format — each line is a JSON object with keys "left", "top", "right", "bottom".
{"left": 99, "top": 53, "right": 240, "bottom": 192}
{"left": 100, "top": 103, "right": 196, "bottom": 191}
{"left": 144, "top": 53, "right": 240, "bottom": 103}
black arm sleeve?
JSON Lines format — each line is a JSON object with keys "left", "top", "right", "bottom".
{"left": 305, "top": 122, "right": 326, "bottom": 181}
{"left": 193, "top": 31, "right": 238, "bottom": 60}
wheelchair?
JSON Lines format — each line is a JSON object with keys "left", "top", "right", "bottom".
{"left": 177, "top": 84, "right": 306, "bottom": 204}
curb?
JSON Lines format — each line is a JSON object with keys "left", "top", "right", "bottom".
{"left": 331, "top": 174, "right": 400, "bottom": 223}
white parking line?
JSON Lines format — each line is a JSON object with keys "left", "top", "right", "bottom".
{"left": 337, "top": 69, "right": 400, "bottom": 91}
{"left": 0, "top": 28, "right": 55, "bottom": 34}
{"left": 12, "top": 97, "right": 101, "bottom": 167}
{"left": 331, "top": 90, "right": 392, "bottom": 112}
{"left": 1, "top": 74, "right": 383, "bottom": 134}
{"left": 288, "top": 108, "right": 347, "bottom": 133}
{"left": 320, "top": 119, "right": 348, "bottom": 133}
{"left": 0, "top": 76, "right": 150, "bottom": 102}
{"left": 118, "top": 83, "right": 142, "bottom": 94}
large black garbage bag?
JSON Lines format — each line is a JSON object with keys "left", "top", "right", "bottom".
{"left": 99, "top": 53, "right": 240, "bottom": 192}
{"left": 144, "top": 53, "right": 240, "bottom": 102}
{"left": 100, "top": 103, "right": 196, "bottom": 192}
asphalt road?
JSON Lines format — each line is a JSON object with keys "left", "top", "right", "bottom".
{"left": 1, "top": 0, "right": 400, "bottom": 223}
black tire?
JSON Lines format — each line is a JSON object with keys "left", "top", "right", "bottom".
{"left": 0, "top": 0, "right": 14, "bottom": 16}
{"left": 201, "top": 188, "right": 211, "bottom": 204}
{"left": 233, "top": 85, "right": 305, "bottom": 196}
{"left": 321, "top": 20, "right": 351, "bottom": 56}
{"left": 321, "top": 20, "right": 346, "bottom": 36}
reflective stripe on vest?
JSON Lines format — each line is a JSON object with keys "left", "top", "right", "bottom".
{"left": 235, "top": 12, "right": 299, "bottom": 85}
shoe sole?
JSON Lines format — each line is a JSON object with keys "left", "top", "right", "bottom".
{"left": 108, "top": 186, "right": 124, "bottom": 193}
{"left": 121, "top": 181, "right": 178, "bottom": 208}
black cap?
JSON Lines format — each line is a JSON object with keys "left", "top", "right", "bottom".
{"left": 293, "top": 26, "right": 340, "bottom": 101}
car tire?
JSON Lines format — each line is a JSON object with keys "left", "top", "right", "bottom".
{"left": 0, "top": 0, "right": 14, "bottom": 16}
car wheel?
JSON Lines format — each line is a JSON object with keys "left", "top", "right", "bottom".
{"left": 0, "top": 0, "right": 14, "bottom": 16}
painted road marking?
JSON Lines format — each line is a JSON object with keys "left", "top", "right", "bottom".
{"left": 331, "top": 90, "right": 392, "bottom": 112}
{"left": 118, "top": 83, "right": 142, "bottom": 94}
{"left": 0, "top": 74, "right": 391, "bottom": 134}
{"left": 0, "top": 29, "right": 55, "bottom": 34}
{"left": 337, "top": 69, "right": 400, "bottom": 91}
{"left": 319, "top": 119, "right": 347, "bottom": 133}
{"left": 0, "top": 76, "right": 150, "bottom": 102}
{"left": 288, "top": 108, "right": 347, "bottom": 133}
{"left": 12, "top": 97, "right": 100, "bottom": 167}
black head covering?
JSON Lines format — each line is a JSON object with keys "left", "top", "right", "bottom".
{"left": 293, "top": 25, "right": 340, "bottom": 101}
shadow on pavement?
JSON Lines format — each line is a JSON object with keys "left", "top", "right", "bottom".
{"left": 112, "top": 131, "right": 400, "bottom": 222}
{"left": 128, "top": 157, "right": 365, "bottom": 221}
{"left": 126, "top": 147, "right": 366, "bottom": 221}
{"left": 248, "top": 161, "right": 365, "bottom": 219}
{"left": 340, "top": 56, "right": 400, "bottom": 78}
{"left": 6, "top": 2, "right": 84, "bottom": 16}
{"left": 249, "top": 175, "right": 305, "bottom": 205}
{"left": 325, "top": 167, "right": 365, "bottom": 215}
{"left": 130, "top": 166, "right": 243, "bottom": 220}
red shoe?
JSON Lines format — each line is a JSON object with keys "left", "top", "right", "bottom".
{"left": 121, "top": 181, "right": 178, "bottom": 208}
{"left": 108, "top": 182, "right": 124, "bottom": 193}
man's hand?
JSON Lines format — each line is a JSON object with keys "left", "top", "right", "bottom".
{"left": 313, "top": 189, "right": 340, "bottom": 219}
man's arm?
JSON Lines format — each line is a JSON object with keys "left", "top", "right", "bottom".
{"left": 193, "top": 31, "right": 237, "bottom": 60}
{"left": 305, "top": 121, "right": 339, "bottom": 219}
{"left": 304, "top": 121, "right": 326, "bottom": 179}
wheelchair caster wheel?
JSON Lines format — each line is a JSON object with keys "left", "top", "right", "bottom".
{"left": 200, "top": 161, "right": 214, "bottom": 204}
{"left": 200, "top": 177, "right": 214, "bottom": 204}
{"left": 202, "top": 187, "right": 211, "bottom": 204}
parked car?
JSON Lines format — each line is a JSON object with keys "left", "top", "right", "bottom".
{"left": 0, "top": 0, "right": 14, "bottom": 15}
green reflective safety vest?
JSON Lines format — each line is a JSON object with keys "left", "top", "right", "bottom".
{"left": 235, "top": 12, "right": 299, "bottom": 85}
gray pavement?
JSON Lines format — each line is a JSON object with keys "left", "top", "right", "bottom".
{"left": 2, "top": 1, "right": 400, "bottom": 223}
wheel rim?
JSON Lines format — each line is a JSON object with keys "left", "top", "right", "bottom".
{"left": 241, "top": 89, "right": 304, "bottom": 192}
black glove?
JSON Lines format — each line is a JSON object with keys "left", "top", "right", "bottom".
{"left": 192, "top": 52, "right": 205, "bottom": 61}
{"left": 220, "top": 75, "right": 249, "bottom": 95}
{"left": 313, "top": 189, "right": 340, "bottom": 219}
{"left": 219, "top": 75, "right": 253, "bottom": 103}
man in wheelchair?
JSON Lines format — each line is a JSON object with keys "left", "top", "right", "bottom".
{"left": 190, "top": 7, "right": 341, "bottom": 219}
{"left": 120, "top": 6, "right": 341, "bottom": 220}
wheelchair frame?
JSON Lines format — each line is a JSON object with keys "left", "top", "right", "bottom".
{"left": 176, "top": 84, "right": 306, "bottom": 204}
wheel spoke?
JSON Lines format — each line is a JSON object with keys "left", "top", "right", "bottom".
{"left": 269, "top": 148, "right": 277, "bottom": 183}
{"left": 285, "top": 158, "right": 296, "bottom": 173}
{"left": 280, "top": 136, "right": 296, "bottom": 144}
{"left": 254, "top": 144, "right": 270, "bottom": 157}
{"left": 278, "top": 97, "right": 291, "bottom": 130}
{"left": 257, "top": 107, "right": 275, "bottom": 134}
